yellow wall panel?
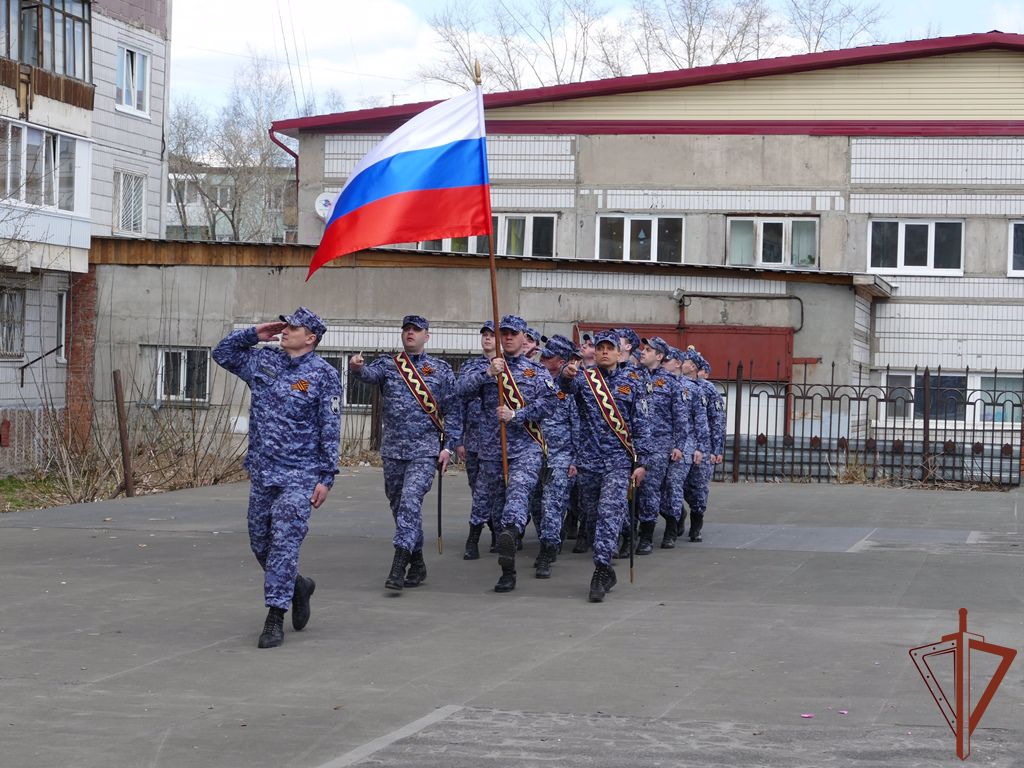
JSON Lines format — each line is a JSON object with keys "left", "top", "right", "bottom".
{"left": 485, "top": 51, "right": 1024, "bottom": 122}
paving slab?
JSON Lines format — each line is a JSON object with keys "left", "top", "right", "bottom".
{"left": 0, "top": 470, "right": 1022, "bottom": 767}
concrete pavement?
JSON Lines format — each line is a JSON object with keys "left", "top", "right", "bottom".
{"left": 1, "top": 470, "right": 1022, "bottom": 767}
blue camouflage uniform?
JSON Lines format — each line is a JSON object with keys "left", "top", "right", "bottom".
{"left": 353, "top": 316, "right": 463, "bottom": 554}
{"left": 685, "top": 356, "right": 726, "bottom": 519}
{"left": 636, "top": 338, "right": 689, "bottom": 527}
{"left": 212, "top": 308, "right": 342, "bottom": 610}
{"left": 561, "top": 330, "right": 653, "bottom": 569}
{"left": 664, "top": 352, "right": 710, "bottom": 525}
{"left": 534, "top": 335, "right": 580, "bottom": 549}
{"left": 457, "top": 316, "right": 557, "bottom": 537}
{"left": 456, "top": 321, "right": 493, "bottom": 498}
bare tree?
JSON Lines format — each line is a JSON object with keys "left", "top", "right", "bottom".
{"left": 785, "top": 0, "right": 884, "bottom": 53}
{"left": 420, "top": 0, "right": 483, "bottom": 90}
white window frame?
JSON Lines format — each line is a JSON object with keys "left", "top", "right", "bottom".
{"left": 867, "top": 220, "right": 965, "bottom": 276}
{"left": 0, "top": 285, "right": 26, "bottom": 360}
{"left": 1008, "top": 221, "right": 1024, "bottom": 277}
{"left": 0, "top": 117, "right": 79, "bottom": 212}
{"left": 113, "top": 169, "right": 146, "bottom": 235}
{"left": 726, "top": 217, "right": 819, "bottom": 269}
{"left": 115, "top": 45, "right": 150, "bottom": 117}
{"left": 594, "top": 214, "right": 684, "bottom": 263}
{"left": 879, "top": 370, "right": 1024, "bottom": 428}
{"left": 320, "top": 352, "right": 373, "bottom": 409}
{"left": 156, "top": 347, "right": 211, "bottom": 403}
{"left": 417, "top": 213, "right": 557, "bottom": 258}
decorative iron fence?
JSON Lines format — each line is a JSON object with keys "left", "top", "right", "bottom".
{"left": 713, "top": 362, "right": 1023, "bottom": 487}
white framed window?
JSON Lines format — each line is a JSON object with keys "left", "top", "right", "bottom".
{"left": 213, "top": 185, "right": 233, "bottom": 208}
{"left": 596, "top": 214, "right": 683, "bottom": 263}
{"left": 0, "top": 118, "right": 77, "bottom": 211}
{"left": 884, "top": 371, "right": 969, "bottom": 423}
{"left": 167, "top": 177, "right": 199, "bottom": 206}
{"left": 157, "top": 347, "right": 210, "bottom": 403}
{"left": 113, "top": 170, "right": 146, "bottom": 234}
{"left": 56, "top": 290, "right": 67, "bottom": 360}
{"left": 321, "top": 352, "right": 373, "bottom": 408}
{"left": 727, "top": 217, "right": 818, "bottom": 268}
{"left": 115, "top": 45, "right": 149, "bottom": 115}
{"left": 1008, "top": 222, "right": 1024, "bottom": 277}
{"left": 868, "top": 220, "right": 964, "bottom": 275}
{"left": 418, "top": 213, "right": 556, "bottom": 258}
{"left": 265, "top": 186, "right": 284, "bottom": 211}
{"left": 0, "top": 286, "right": 26, "bottom": 359}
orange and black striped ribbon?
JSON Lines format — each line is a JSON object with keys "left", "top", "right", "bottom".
{"left": 583, "top": 367, "right": 636, "bottom": 461}
{"left": 498, "top": 367, "right": 546, "bottom": 454}
{"left": 394, "top": 352, "right": 445, "bottom": 439}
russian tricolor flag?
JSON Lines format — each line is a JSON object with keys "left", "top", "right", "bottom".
{"left": 308, "top": 88, "right": 493, "bottom": 278}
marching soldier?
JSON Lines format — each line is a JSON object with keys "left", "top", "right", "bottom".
{"left": 349, "top": 315, "right": 462, "bottom": 592}
{"left": 635, "top": 337, "right": 689, "bottom": 554}
{"left": 212, "top": 307, "right": 341, "bottom": 649}
{"left": 560, "top": 329, "right": 652, "bottom": 602}
{"left": 663, "top": 347, "right": 709, "bottom": 547}
{"left": 457, "top": 321, "right": 497, "bottom": 559}
{"left": 533, "top": 334, "right": 580, "bottom": 578}
{"left": 687, "top": 350, "right": 726, "bottom": 542}
{"left": 614, "top": 327, "right": 650, "bottom": 558}
{"left": 457, "top": 315, "right": 557, "bottom": 592}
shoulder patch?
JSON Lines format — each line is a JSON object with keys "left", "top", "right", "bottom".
{"left": 330, "top": 395, "right": 341, "bottom": 414}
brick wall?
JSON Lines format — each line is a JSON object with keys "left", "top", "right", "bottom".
{"left": 66, "top": 266, "right": 97, "bottom": 450}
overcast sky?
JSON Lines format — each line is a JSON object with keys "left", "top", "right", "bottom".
{"left": 169, "top": 0, "right": 1024, "bottom": 120}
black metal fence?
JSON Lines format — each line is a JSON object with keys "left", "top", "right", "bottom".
{"left": 714, "top": 362, "right": 1023, "bottom": 487}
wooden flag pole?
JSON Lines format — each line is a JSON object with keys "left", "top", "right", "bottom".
{"left": 476, "top": 61, "right": 509, "bottom": 483}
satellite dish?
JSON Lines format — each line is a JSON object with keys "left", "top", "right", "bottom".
{"left": 314, "top": 192, "right": 338, "bottom": 221}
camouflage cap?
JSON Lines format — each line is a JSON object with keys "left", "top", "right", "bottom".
{"left": 401, "top": 314, "right": 429, "bottom": 330}
{"left": 616, "top": 327, "right": 641, "bottom": 350}
{"left": 279, "top": 307, "right": 327, "bottom": 340}
{"left": 499, "top": 314, "right": 528, "bottom": 334}
{"left": 592, "top": 329, "right": 620, "bottom": 348}
{"left": 480, "top": 320, "right": 495, "bottom": 333}
{"left": 525, "top": 327, "right": 541, "bottom": 343}
{"left": 540, "top": 334, "right": 578, "bottom": 360}
{"left": 641, "top": 336, "right": 671, "bottom": 357}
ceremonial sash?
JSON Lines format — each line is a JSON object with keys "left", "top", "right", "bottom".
{"left": 393, "top": 352, "right": 445, "bottom": 439}
{"left": 497, "top": 364, "right": 546, "bottom": 453}
{"left": 583, "top": 367, "right": 636, "bottom": 461}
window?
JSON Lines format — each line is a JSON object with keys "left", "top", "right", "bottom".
{"left": 212, "top": 185, "right": 232, "bottom": 208}
{"left": 158, "top": 347, "right": 210, "bottom": 402}
{"left": 265, "top": 186, "right": 284, "bottom": 211}
{"left": 56, "top": 289, "right": 66, "bottom": 359}
{"left": 0, "top": 119, "right": 77, "bottom": 211}
{"left": 0, "top": 286, "right": 25, "bottom": 359}
{"left": 165, "top": 224, "right": 210, "bottom": 241}
{"left": 113, "top": 170, "right": 145, "bottom": 234}
{"left": 727, "top": 217, "right": 818, "bottom": 268}
{"left": 3, "top": 0, "right": 91, "bottom": 80}
{"left": 321, "top": 353, "right": 373, "bottom": 407}
{"left": 115, "top": 45, "right": 149, "bottom": 113}
{"left": 885, "top": 372, "right": 967, "bottom": 421}
{"left": 596, "top": 215, "right": 683, "bottom": 263}
{"left": 167, "top": 177, "right": 199, "bottom": 206}
{"left": 868, "top": 220, "right": 963, "bottom": 274}
{"left": 979, "top": 376, "right": 1024, "bottom": 424}
{"left": 418, "top": 213, "right": 556, "bottom": 258}
{"left": 1008, "top": 222, "right": 1024, "bottom": 277}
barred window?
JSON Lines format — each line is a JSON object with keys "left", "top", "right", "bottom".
{"left": 113, "top": 170, "right": 145, "bottom": 234}
{"left": 0, "top": 286, "right": 26, "bottom": 358}
{"left": 158, "top": 347, "right": 210, "bottom": 403}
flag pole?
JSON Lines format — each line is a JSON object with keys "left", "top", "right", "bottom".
{"left": 476, "top": 61, "right": 510, "bottom": 483}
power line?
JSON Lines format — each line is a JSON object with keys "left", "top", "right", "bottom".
{"left": 175, "top": 43, "right": 416, "bottom": 83}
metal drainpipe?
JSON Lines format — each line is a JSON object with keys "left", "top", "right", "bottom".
{"left": 269, "top": 128, "right": 300, "bottom": 236}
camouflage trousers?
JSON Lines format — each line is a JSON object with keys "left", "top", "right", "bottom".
{"left": 247, "top": 478, "right": 315, "bottom": 610}
{"left": 464, "top": 451, "right": 480, "bottom": 495}
{"left": 661, "top": 457, "right": 692, "bottom": 522}
{"left": 577, "top": 467, "right": 630, "bottom": 567}
{"left": 683, "top": 460, "right": 714, "bottom": 516}
{"left": 638, "top": 457, "right": 670, "bottom": 523}
{"left": 383, "top": 457, "right": 437, "bottom": 553}
{"left": 537, "top": 465, "right": 574, "bottom": 547}
{"left": 476, "top": 453, "right": 543, "bottom": 533}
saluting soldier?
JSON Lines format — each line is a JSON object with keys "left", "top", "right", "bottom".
{"left": 349, "top": 315, "right": 462, "bottom": 592}
{"left": 212, "top": 307, "right": 341, "bottom": 649}
{"left": 662, "top": 347, "right": 709, "bottom": 547}
{"left": 635, "top": 337, "right": 689, "bottom": 554}
{"left": 532, "top": 334, "right": 580, "bottom": 579}
{"left": 456, "top": 321, "right": 497, "bottom": 559}
{"left": 560, "top": 329, "right": 652, "bottom": 602}
{"left": 613, "top": 327, "right": 650, "bottom": 558}
{"left": 457, "top": 314, "right": 557, "bottom": 592}
{"left": 687, "top": 350, "right": 726, "bottom": 542}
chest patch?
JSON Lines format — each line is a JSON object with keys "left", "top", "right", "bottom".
{"left": 617, "top": 385, "right": 631, "bottom": 395}
{"left": 654, "top": 378, "right": 666, "bottom": 388}
{"left": 421, "top": 364, "right": 434, "bottom": 375}
{"left": 291, "top": 379, "right": 309, "bottom": 392}
{"left": 557, "top": 391, "right": 567, "bottom": 401}
{"left": 523, "top": 368, "right": 536, "bottom": 378}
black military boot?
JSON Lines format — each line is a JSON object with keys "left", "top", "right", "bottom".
{"left": 463, "top": 523, "right": 484, "bottom": 560}
{"left": 257, "top": 606, "right": 285, "bottom": 648}
{"left": 636, "top": 521, "right": 655, "bottom": 555}
{"left": 588, "top": 564, "right": 614, "bottom": 602}
{"left": 535, "top": 543, "right": 556, "bottom": 579}
{"left": 572, "top": 520, "right": 590, "bottom": 553}
{"left": 488, "top": 521, "right": 498, "bottom": 553}
{"left": 660, "top": 517, "right": 678, "bottom": 549}
{"left": 494, "top": 527, "right": 517, "bottom": 592}
{"left": 291, "top": 574, "right": 316, "bottom": 631}
{"left": 689, "top": 513, "right": 704, "bottom": 542}
{"left": 614, "top": 526, "right": 634, "bottom": 559}
{"left": 404, "top": 550, "right": 427, "bottom": 588}
{"left": 385, "top": 547, "right": 411, "bottom": 591}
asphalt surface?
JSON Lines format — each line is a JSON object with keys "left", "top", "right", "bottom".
{"left": 1, "top": 470, "right": 1022, "bottom": 767}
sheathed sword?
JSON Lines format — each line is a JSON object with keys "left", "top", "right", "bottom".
{"left": 628, "top": 456, "right": 638, "bottom": 584}
{"left": 437, "top": 434, "right": 445, "bottom": 555}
